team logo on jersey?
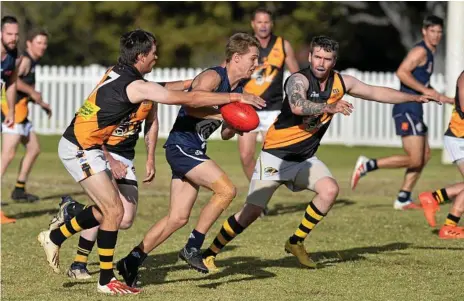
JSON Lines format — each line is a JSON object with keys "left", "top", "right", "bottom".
{"left": 309, "top": 91, "right": 319, "bottom": 98}
{"left": 264, "top": 167, "right": 279, "bottom": 176}
{"left": 77, "top": 100, "right": 101, "bottom": 120}
{"left": 401, "top": 122, "right": 409, "bottom": 131}
{"left": 195, "top": 150, "right": 204, "bottom": 156}
{"left": 332, "top": 88, "right": 340, "bottom": 95}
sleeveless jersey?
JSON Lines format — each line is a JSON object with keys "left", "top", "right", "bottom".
{"left": 164, "top": 66, "right": 243, "bottom": 151}
{"left": 104, "top": 83, "right": 166, "bottom": 159}
{"left": 1, "top": 51, "right": 38, "bottom": 124}
{"left": 244, "top": 35, "right": 286, "bottom": 111}
{"left": 1, "top": 48, "right": 18, "bottom": 122}
{"left": 393, "top": 40, "right": 434, "bottom": 118}
{"left": 445, "top": 71, "right": 464, "bottom": 138}
{"left": 63, "top": 64, "right": 143, "bottom": 150}
{"left": 263, "top": 68, "right": 346, "bottom": 162}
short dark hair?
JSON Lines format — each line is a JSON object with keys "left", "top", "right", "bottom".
{"left": 225, "top": 33, "right": 260, "bottom": 62}
{"left": 1, "top": 16, "right": 18, "bottom": 29}
{"left": 118, "top": 29, "right": 157, "bottom": 65}
{"left": 252, "top": 7, "right": 273, "bottom": 21}
{"left": 27, "top": 28, "right": 49, "bottom": 42}
{"left": 309, "top": 36, "right": 339, "bottom": 59}
{"left": 422, "top": 15, "right": 444, "bottom": 29}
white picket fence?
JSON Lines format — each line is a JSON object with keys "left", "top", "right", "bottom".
{"left": 30, "top": 65, "right": 448, "bottom": 149}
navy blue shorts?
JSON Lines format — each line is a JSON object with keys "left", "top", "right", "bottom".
{"left": 393, "top": 113, "right": 428, "bottom": 137}
{"left": 165, "top": 144, "right": 210, "bottom": 179}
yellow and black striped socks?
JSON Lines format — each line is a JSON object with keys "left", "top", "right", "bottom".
{"left": 74, "top": 236, "right": 96, "bottom": 265}
{"left": 97, "top": 229, "right": 118, "bottom": 286}
{"left": 432, "top": 188, "right": 450, "bottom": 204}
{"left": 49, "top": 206, "right": 99, "bottom": 246}
{"left": 289, "top": 201, "right": 325, "bottom": 244}
{"left": 202, "top": 215, "right": 244, "bottom": 258}
{"left": 14, "top": 180, "right": 26, "bottom": 192}
{"left": 444, "top": 214, "right": 460, "bottom": 227}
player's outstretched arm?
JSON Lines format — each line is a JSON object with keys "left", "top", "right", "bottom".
{"left": 342, "top": 74, "right": 440, "bottom": 105}
{"left": 126, "top": 80, "right": 265, "bottom": 109}
{"left": 286, "top": 73, "right": 353, "bottom": 116}
{"left": 162, "top": 79, "right": 193, "bottom": 91}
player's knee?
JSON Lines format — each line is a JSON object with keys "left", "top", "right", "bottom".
{"left": 319, "top": 181, "right": 339, "bottom": 203}
{"left": 240, "top": 150, "right": 255, "bottom": 165}
{"left": 211, "top": 175, "right": 237, "bottom": 210}
{"left": 168, "top": 215, "right": 189, "bottom": 230}
{"left": 408, "top": 156, "right": 425, "bottom": 170}
{"left": 28, "top": 145, "right": 41, "bottom": 158}
{"left": 100, "top": 197, "right": 124, "bottom": 224}
{"left": 119, "top": 217, "right": 134, "bottom": 230}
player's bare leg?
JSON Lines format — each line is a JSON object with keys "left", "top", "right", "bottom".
{"left": 68, "top": 183, "right": 138, "bottom": 280}
{"left": 286, "top": 177, "right": 339, "bottom": 268}
{"left": 238, "top": 131, "right": 259, "bottom": 181}
{"left": 1, "top": 133, "right": 21, "bottom": 178}
{"left": 352, "top": 136, "right": 428, "bottom": 210}
{"left": 11, "top": 132, "right": 41, "bottom": 202}
{"left": 179, "top": 160, "right": 236, "bottom": 273}
{"left": 117, "top": 178, "right": 198, "bottom": 286}
{"left": 202, "top": 179, "right": 281, "bottom": 271}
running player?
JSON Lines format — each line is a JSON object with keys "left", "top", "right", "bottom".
{"left": 37, "top": 29, "right": 264, "bottom": 295}
{"left": 116, "top": 33, "right": 260, "bottom": 287}
{"left": 2, "top": 28, "right": 51, "bottom": 202}
{"left": 351, "top": 15, "right": 454, "bottom": 210}
{"left": 200, "top": 36, "right": 438, "bottom": 271}
{"left": 1, "top": 16, "right": 20, "bottom": 224}
{"left": 418, "top": 70, "right": 464, "bottom": 238}
{"left": 238, "top": 8, "right": 299, "bottom": 184}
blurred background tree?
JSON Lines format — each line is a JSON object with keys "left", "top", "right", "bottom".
{"left": 1, "top": 1, "right": 447, "bottom": 72}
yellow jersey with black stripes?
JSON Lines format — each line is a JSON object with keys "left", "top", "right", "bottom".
{"left": 244, "top": 34, "right": 286, "bottom": 111}
{"left": 62, "top": 64, "right": 143, "bottom": 150}
{"left": 445, "top": 71, "right": 464, "bottom": 138}
{"left": 263, "top": 68, "right": 346, "bottom": 162}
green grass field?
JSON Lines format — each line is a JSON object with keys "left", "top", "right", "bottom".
{"left": 1, "top": 135, "right": 463, "bottom": 301}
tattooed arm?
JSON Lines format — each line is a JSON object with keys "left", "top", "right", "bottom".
{"left": 286, "top": 73, "right": 352, "bottom": 116}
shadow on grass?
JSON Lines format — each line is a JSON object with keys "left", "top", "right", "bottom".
{"left": 267, "top": 199, "right": 356, "bottom": 216}
{"left": 135, "top": 242, "right": 410, "bottom": 289}
{"left": 40, "top": 191, "right": 87, "bottom": 201}
{"left": 9, "top": 208, "right": 58, "bottom": 219}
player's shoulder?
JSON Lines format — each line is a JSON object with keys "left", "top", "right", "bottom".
{"left": 407, "top": 45, "right": 428, "bottom": 58}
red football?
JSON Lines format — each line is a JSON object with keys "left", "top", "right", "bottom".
{"left": 220, "top": 102, "right": 260, "bottom": 132}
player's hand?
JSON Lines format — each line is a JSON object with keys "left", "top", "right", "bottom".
{"left": 239, "top": 93, "right": 266, "bottom": 109}
{"left": 4, "top": 111, "right": 14, "bottom": 128}
{"left": 326, "top": 99, "right": 354, "bottom": 116}
{"left": 422, "top": 88, "right": 441, "bottom": 100}
{"left": 41, "top": 103, "right": 52, "bottom": 118}
{"left": 109, "top": 158, "right": 128, "bottom": 179}
{"left": 416, "top": 95, "right": 442, "bottom": 105}
{"left": 143, "top": 159, "right": 155, "bottom": 183}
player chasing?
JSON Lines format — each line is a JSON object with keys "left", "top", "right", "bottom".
{"left": 37, "top": 29, "right": 264, "bottom": 295}
{"left": 2, "top": 28, "right": 51, "bottom": 203}
{"left": 199, "top": 36, "right": 440, "bottom": 272}
{"left": 350, "top": 15, "right": 454, "bottom": 210}
{"left": 48, "top": 80, "right": 191, "bottom": 280}
{"left": 238, "top": 8, "right": 299, "bottom": 216}
{"left": 115, "top": 33, "right": 261, "bottom": 287}
{"left": 418, "top": 70, "right": 464, "bottom": 239}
